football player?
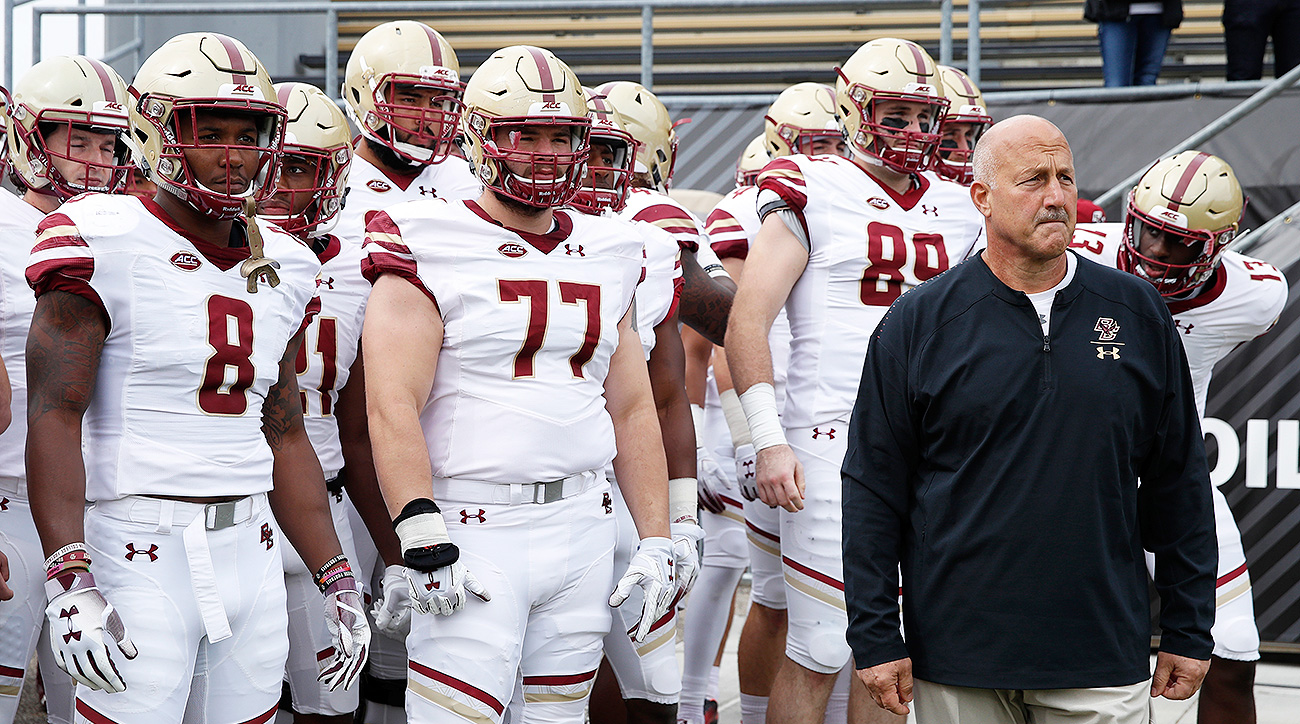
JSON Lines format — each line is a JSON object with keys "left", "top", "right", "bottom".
{"left": 725, "top": 38, "right": 985, "bottom": 724}
{"left": 361, "top": 45, "right": 676, "bottom": 724}
{"left": 338, "top": 22, "right": 484, "bottom": 723}
{"left": 692, "top": 82, "right": 851, "bottom": 724}
{"left": 1069, "top": 151, "right": 1286, "bottom": 724}
{"left": 257, "top": 81, "right": 372, "bottom": 723}
{"left": 0, "top": 55, "right": 133, "bottom": 724}
{"left": 574, "top": 90, "right": 701, "bottom": 724}
{"left": 932, "top": 65, "right": 991, "bottom": 187}
{"left": 25, "top": 33, "right": 366, "bottom": 723}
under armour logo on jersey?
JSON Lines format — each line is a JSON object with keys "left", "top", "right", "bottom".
{"left": 1096, "top": 347, "right": 1121, "bottom": 360}
{"left": 59, "top": 608, "right": 81, "bottom": 643}
{"left": 565, "top": 243, "right": 585, "bottom": 257}
{"left": 1175, "top": 319, "right": 1195, "bottom": 335}
{"left": 460, "top": 509, "right": 487, "bottom": 524}
{"left": 260, "top": 523, "right": 275, "bottom": 550}
{"left": 0, "top": 496, "right": 7, "bottom": 511}
{"left": 603, "top": 492, "right": 613, "bottom": 514}
{"left": 125, "top": 543, "right": 158, "bottom": 562}
{"left": 418, "top": 186, "right": 437, "bottom": 197}
{"left": 921, "top": 205, "right": 939, "bottom": 217}
{"left": 317, "top": 276, "right": 335, "bottom": 290}
{"left": 812, "top": 427, "right": 836, "bottom": 439}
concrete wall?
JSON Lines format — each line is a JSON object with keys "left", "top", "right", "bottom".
{"left": 104, "top": 0, "right": 327, "bottom": 86}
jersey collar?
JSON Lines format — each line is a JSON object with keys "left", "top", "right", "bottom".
{"left": 464, "top": 200, "right": 574, "bottom": 254}
{"left": 1166, "top": 264, "right": 1228, "bottom": 315}
{"left": 141, "top": 197, "right": 251, "bottom": 271}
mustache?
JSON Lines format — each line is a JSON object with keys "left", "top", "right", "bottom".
{"left": 1035, "top": 208, "right": 1070, "bottom": 224}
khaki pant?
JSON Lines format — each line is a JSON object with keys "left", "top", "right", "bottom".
{"left": 914, "top": 678, "right": 1153, "bottom": 724}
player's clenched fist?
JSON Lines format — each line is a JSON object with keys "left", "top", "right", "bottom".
{"left": 394, "top": 498, "right": 490, "bottom": 616}
{"left": 610, "top": 536, "right": 675, "bottom": 643}
{"left": 756, "top": 444, "right": 805, "bottom": 512}
{"left": 44, "top": 548, "right": 137, "bottom": 693}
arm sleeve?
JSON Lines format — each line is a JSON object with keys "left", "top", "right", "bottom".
{"left": 360, "top": 210, "right": 439, "bottom": 310}
{"left": 841, "top": 310, "right": 918, "bottom": 669}
{"left": 1137, "top": 310, "right": 1217, "bottom": 660}
{"left": 755, "top": 157, "right": 809, "bottom": 241}
{"left": 26, "top": 211, "right": 108, "bottom": 324}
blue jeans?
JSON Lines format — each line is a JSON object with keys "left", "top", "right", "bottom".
{"left": 1098, "top": 15, "right": 1173, "bottom": 86}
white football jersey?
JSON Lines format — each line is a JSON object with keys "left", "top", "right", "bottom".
{"left": 621, "top": 187, "right": 703, "bottom": 253}
{"left": 757, "top": 155, "right": 985, "bottom": 427}
{"left": 706, "top": 184, "right": 791, "bottom": 409}
{"left": 1071, "top": 223, "right": 1288, "bottom": 418}
{"left": 0, "top": 189, "right": 46, "bottom": 480}
{"left": 295, "top": 236, "right": 369, "bottom": 477}
{"left": 27, "top": 195, "right": 321, "bottom": 501}
{"left": 363, "top": 199, "right": 644, "bottom": 482}
{"left": 634, "top": 222, "right": 683, "bottom": 357}
{"left": 332, "top": 154, "right": 482, "bottom": 246}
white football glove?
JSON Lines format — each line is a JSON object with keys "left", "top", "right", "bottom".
{"left": 696, "top": 446, "right": 728, "bottom": 515}
{"left": 734, "top": 443, "right": 759, "bottom": 502}
{"left": 395, "top": 502, "right": 490, "bottom": 617}
{"left": 44, "top": 569, "right": 138, "bottom": 693}
{"left": 371, "top": 564, "right": 413, "bottom": 639}
{"left": 609, "top": 536, "right": 675, "bottom": 643}
{"left": 670, "top": 521, "right": 705, "bottom": 600}
{"left": 319, "top": 574, "right": 370, "bottom": 691}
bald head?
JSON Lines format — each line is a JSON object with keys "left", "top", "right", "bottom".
{"left": 972, "top": 115, "right": 1069, "bottom": 188}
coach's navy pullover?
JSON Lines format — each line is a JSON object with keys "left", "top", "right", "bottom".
{"left": 842, "top": 250, "right": 1216, "bottom": 690}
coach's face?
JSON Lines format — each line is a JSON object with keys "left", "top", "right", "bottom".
{"left": 973, "top": 117, "right": 1076, "bottom": 263}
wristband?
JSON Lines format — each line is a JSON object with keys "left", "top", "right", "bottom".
{"left": 393, "top": 497, "right": 441, "bottom": 528}
{"left": 719, "top": 388, "right": 752, "bottom": 447}
{"left": 669, "top": 477, "right": 699, "bottom": 525}
{"left": 43, "top": 542, "right": 89, "bottom": 571}
{"left": 46, "top": 559, "right": 91, "bottom": 580}
{"left": 314, "top": 558, "right": 354, "bottom": 593}
{"left": 738, "top": 382, "right": 787, "bottom": 452}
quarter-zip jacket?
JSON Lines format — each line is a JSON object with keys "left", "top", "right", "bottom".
{"left": 842, "top": 250, "right": 1216, "bottom": 690}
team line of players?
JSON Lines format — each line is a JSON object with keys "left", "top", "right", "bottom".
{"left": 0, "top": 20, "right": 1284, "bottom": 724}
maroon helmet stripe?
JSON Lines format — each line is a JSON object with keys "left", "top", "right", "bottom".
{"left": 421, "top": 24, "right": 444, "bottom": 66}
{"left": 1168, "top": 152, "right": 1211, "bottom": 211}
{"left": 214, "top": 33, "right": 251, "bottom": 85}
{"left": 526, "top": 46, "right": 557, "bottom": 103}
{"left": 905, "top": 42, "right": 928, "bottom": 83}
{"left": 957, "top": 71, "right": 977, "bottom": 96}
{"left": 276, "top": 84, "right": 294, "bottom": 108}
{"left": 83, "top": 58, "right": 118, "bottom": 102}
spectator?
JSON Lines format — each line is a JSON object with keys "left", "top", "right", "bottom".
{"left": 1086, "top": 0, "right": 1184, "bottom": 86}
{"left": 843, "top": 115, "right": 1218, "bottom": 722}
{"left": 1224, "top": 0, "right": 1300, "bottom": 79}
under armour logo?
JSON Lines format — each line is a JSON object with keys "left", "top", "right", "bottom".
{"left": 460, "top": 509, "right": 486, "bottom": 524}
{"left": 125, "top": 543, "right": 158, "bottom": 562}
{"left": 418, "top": 186, "right": 437, "bottom": 196}
{"left": 1175, "top": 319, "right": 1194, "bottom": 335}
{"left": 260, "top": 523, "right": 275, "bottom": 550}
{"left": 812, "top": 427, "right": 836, "bottom": 439}
{"left": 1096, "top": 347, "right": 1121, "bottom": 359}
{"left": 921, "top": 205, "right": 939, "bottom": 217}
{"left": 317, "top": 276, "right": 335, "bottom": 290}
{"left": 59, "top": 608, "right": 81, "bottom": 643}
{"left": 0, "top": 497, "right": 7, "bottom": 511}
{"left": 426, "top": 580, "right": 440, "bottom": 591}
{"left": 565, "top": 243, "right": 585, "bottom": 257}
{"left": 602, "top": 492, "right": 613, "bottom": 514}
{"left": 740, "top": 460, "right": 755, "bottom": 480}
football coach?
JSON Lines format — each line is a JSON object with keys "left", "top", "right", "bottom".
{"left": 841, "top": 115, "right": 1218, "bottom": 724}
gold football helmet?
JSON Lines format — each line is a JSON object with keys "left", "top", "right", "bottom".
{"left": 7, "top": 55, "right": 132, "bottom": 199}
{"left": 344, "top": 21, "right": 462, "bottom": 165}
{"left": 259, "top": 82, "right": 353, "bottom": 237}
{"left": 764, "top": 83, "right": 842, "bottom": 158}
{"left": 595, "top": 80, "right": 677, "bottom": 192}
{"left": 835, "top": 38, "right": 948, "bottom": 174}
{"left": 1119, "top": 151, "right": 1246, "bottom": 296}
{"left": 934, "top": 65, "right": 991, "bottom": 186}
{"left": 571, "top": 87, "right": 636, "bottom": 215}
{"left": 130, "top": 32, "right": 284, "bottom": 220}
{"left": 735, "top": 134, "right": 769, "bottom": 187}
{"left": 461, "top": 45, "right": 590, "bottom": 208}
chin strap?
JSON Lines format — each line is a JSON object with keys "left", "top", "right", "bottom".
{"left": 240, "top": 197, "right": 281, "bottom": 293}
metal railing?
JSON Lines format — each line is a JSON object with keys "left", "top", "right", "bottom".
{"left": 12, "top": 0, "right": 968, "bottom": 94}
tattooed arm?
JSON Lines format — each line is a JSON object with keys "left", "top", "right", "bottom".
{"left": 265, "top": 331, "right": 344, "bottom": 572}
{"left": 678, "top": 251, "right": 735, "bottom": 346}
{"left": 26, "top": 291, "right": 107, "bottom": 557}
